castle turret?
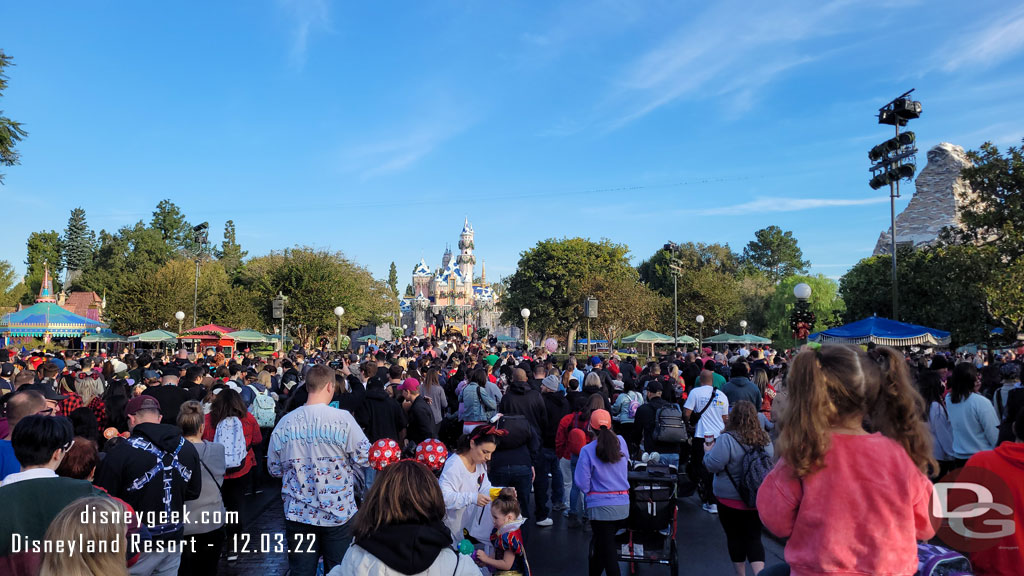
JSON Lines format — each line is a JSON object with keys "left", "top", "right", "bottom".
{"left": 457, "top": 218, "right": 475, "bottom": 288}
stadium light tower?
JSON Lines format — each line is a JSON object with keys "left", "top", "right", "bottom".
{"left": 870, "top": 89, "right": 921, "bottom": 321}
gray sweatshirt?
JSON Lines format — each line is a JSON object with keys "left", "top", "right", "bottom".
{"left": 703, "top": 432, "right": 774, "bottom": 503}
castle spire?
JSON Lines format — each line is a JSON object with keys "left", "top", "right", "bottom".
{"left": 36, "top": 261, "right": 57, "bottom": 303}
{"left": 481, "top": 260, "right": 486, "bottom": 284}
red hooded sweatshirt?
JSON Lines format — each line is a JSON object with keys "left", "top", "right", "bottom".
{"left": 964, "top": 441, "right": 1024, "bottom": 575}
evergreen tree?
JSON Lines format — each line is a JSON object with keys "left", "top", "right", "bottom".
{"left": 741, "top": 225, "right": 809, "bottom": 284}
{"left": 0, "top": 50, "right": 28, "bottom": 185}
{"left": 61, "top": 207, "right": 94, "bottom": 284}
{"left": 216, "top": 220, "right": 247, "bottom": 277}
{"left": 387, "top": 262, "right": 399, "bottom": 295}
{"left": 150, "top": 199, "right": 193, "bottom": 251}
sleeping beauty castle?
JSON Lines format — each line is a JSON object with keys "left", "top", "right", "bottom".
{"left": 400, "top": 219, "right": 501, "bottom": 338}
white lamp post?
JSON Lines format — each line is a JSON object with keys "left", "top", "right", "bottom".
{"left": 793, "top": 282, "right": 812, "bottom": 345}
{"left": 696, "top": 314, "right": 705, "bottom": 348}
{"left": 521, "top": 308, "right": 531, "bottom": 348}
{"left": 174, "top": 310, "right": 185, "bottom": 335}
{"left": 740, "top": 320, "right": 748, "bottom": 335}
{"left": 334, "top": 306, "right": 345, "bottom": 350}
{"left": 794, "top": 283, "right": 812, "bottom": 301}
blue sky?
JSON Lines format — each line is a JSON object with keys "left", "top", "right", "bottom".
{"left": 3, "top": 0, "right": 1023, "bottom": 287}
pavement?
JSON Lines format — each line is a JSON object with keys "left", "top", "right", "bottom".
{"left": 217, "top": 477, "right": 785, "bottom": 575}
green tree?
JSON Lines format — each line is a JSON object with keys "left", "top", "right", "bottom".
{"left": 23, "top": 231, "right": 62, "bottom": 303}
{"left": 0, "top": 259, "right": 22, "bottom": 307}
{"left": 955, "top": 141, "right": 1024, "bottom": 258}
{"left": 742, "top": 225, "right": 809, "bottom": 283}
{"left": 840, "top": 245, "right": 991, "bottom": 346}
{"left": 638, "top": 243, "right": 743, "bottom": 336}
{"left": 387, "top": 262, "right": 399, "bottom": 295}
{"left": 239, "top": 247, "right": 394, "bottom": 347}
{"left": 581, "top": 274, "right": 668, "bottom": 344}
{"left": 150, "top": 199, "right": 193, "bottom": 251}
{"left": 61, "top": 207, "right": 95, "bottom": 286}
{"left": 765, "top": 274, "right": 845, "bottom": 348}
{"left": 76, "top": 222, "right": 176, "bottom": 303}
{"left": 501, "top": 238, "right": 635, "bottom": 347}
{"left": 0, "top": 50, "right": 28, "bottom": 184}
{"left": 736, "top": 272, "right": 775, "bottom": 336}
{"left": 215, "top": 220, "right": 246, "bottom": 277}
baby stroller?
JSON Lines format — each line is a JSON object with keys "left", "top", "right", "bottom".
{"left": 617, "top": 463, "right": 679, "bottom": 575}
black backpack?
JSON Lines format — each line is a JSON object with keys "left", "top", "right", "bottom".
{"left": 653, "top": 404, "right": 688, "bottom": 443}
{"left": 723, "top": 433, "right": 774, "bottom": 508}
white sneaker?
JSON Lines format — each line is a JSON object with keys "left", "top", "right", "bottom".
{"left": 536, "top": 517, "right": 554, "bottom": 527}
{"left": 703, "top": 503, "right": 718, "bottom": 514}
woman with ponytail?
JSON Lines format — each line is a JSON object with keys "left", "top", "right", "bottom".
{"left": 757, "top": 344, "right": 936, "bottom": 576}
{"left": 573, "top": 409, "right": 628, "bottom": 576}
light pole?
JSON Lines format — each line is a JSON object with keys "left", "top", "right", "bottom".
{"left": 94, "top": 327, "right": 101, "bottom": 355}
{"left": 402, "top": 324, "right": 408, "bottom": 337}
{"left": 521, "top": 308, "right": 530, "bottom": 349}
{"left": 870, "top": 90, "right": 921, "bottom": 321}
{"left": 175, "top": 310, "right": 185, "bottom": 335}
{"left": 791, "top": 283, "right": 814, "bottom": 346}
{"left": 740, "top": 320, "right": 748, "bottom": 335}
{"left": 191, "top": 223, "right": 209, "bottom": 329}
{"left": 334, "top": 306, "right": 345, "bottom": 351}
{"left": 696, "top": 315, "right": 704, "bottom": 349}
{"left": 664, "top": 242, "right": 681, "bottom": 347}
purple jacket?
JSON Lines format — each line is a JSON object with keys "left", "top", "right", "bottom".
{"left": 573, "top": 435, "right": 629, "bottom": 508}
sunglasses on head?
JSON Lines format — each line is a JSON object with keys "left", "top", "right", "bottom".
{"left": 61, "top": 439, "right": 75, "bottom": 453}
{"left": 36, "top": 407, "right": 55, "bottom": 416}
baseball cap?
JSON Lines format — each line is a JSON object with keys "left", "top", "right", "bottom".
{"left": 590, "top": 409, "right": 612, "bottom": 430}
{"left": 397, "top": 378, "right": 420, "bottom": 392}
{"left": 50, "top": 358, "right": 66, "bottom": 371}
{"left": 484, "top": 354, "right": 499, "bottom": 367}
{"left": 589, "top": 356, "right": 602, "bottom": 366}
{"left": 0, "top": 363, "right": 13, "bottom": 377}
{"left": 22, "top": 382, "right": 68, "bottom": 401}
{"left": 125, "top": 395, "right": 161, "bottom": 416}
{"left": 160, "top": 365, "right": 181, "bottom": 378}
{"left": 1000, "top": 362, "right": 1021, "bottom": 380}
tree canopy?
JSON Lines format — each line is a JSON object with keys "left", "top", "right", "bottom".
{"left": 742, "top": 225, "right": 809, "bottom": 283}
{"left": 500, "top": 238, "right": 635, "bottom": 346}
{"left": 0, "top": 50, "right": 27, "bottom": 184}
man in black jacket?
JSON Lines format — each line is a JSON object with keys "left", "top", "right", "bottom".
{"left": 534, "top": 374, "right": 569, "bottom": 527}
{"left": 632, "top": 381, "right": 682, "bottom": 467}
{"left": 355, "top": 376, "right": 407, "bottom": 445}
{"left": 399, "top": 378, "right": 435, "bottom": 447}
{"left": 94, "top": 395, "right": 201, "bottom": 576}
{"left": 498, "top": 368, "right": 547, "bottom": 438}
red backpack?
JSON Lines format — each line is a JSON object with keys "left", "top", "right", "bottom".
{"left": 567, "top": 412, "right": 591, "bottom": 456}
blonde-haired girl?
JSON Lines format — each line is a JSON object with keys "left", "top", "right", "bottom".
{"left": 757, "top": 344, "right": 936, "bottom": 576}
{"left": 40, "top": 496, "right": 128, "bottom": 576}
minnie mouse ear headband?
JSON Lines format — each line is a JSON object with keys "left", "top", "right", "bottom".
{"left": 469, "top": 423, "right": 508, "bottom": 442}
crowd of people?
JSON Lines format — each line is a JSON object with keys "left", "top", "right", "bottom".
{"left": 0, "top": 336, "right": 1021, "bottom": 576}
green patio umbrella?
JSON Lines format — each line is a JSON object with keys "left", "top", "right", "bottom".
{"left": 82, "top": 332, "right": 128, "bottom": 343}
{"left": 227, "top": 330, "right": 269, "bottom": 343}
{"left": 127, "top": 329, "right": 178, "bottom": 343}
{"left": 357, "top": 334, "right": 383, "bottom": 342}
{"left": 621, "top": 330, "right": 692, "bottom": 356}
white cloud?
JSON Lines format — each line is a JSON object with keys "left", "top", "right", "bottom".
{"left": 278, "top": 0, "right": 331, "bottom": 68}
{"left": 339, "top": 121, "right": 469, "bottom": 181}
{"left": 696, "top": 196, "right": 889, "bottom": 216}
{"left": 942, "top": 6, "right": 1024, "bottom": 71}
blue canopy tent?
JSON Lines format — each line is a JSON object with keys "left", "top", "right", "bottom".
{"left": 809, "top": 316, "right": 951, "bottom": 347}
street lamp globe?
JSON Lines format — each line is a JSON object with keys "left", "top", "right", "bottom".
{"left": 334, "top": 306, "right": 345, "bottom": 318}
{"left": 521, "top": 308, "right": 530, "bottom": 319}
{"left": 174, "top": 311, "right": 185, "bottom": 322}
{"left": 696, "top": 315, "right": 704, "bottom": 325}
{"left": 794, "top": 283, "right": 812, "bottom": 301}
{"left": 740, "top": 320, "right": 747, "bottom": 329}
